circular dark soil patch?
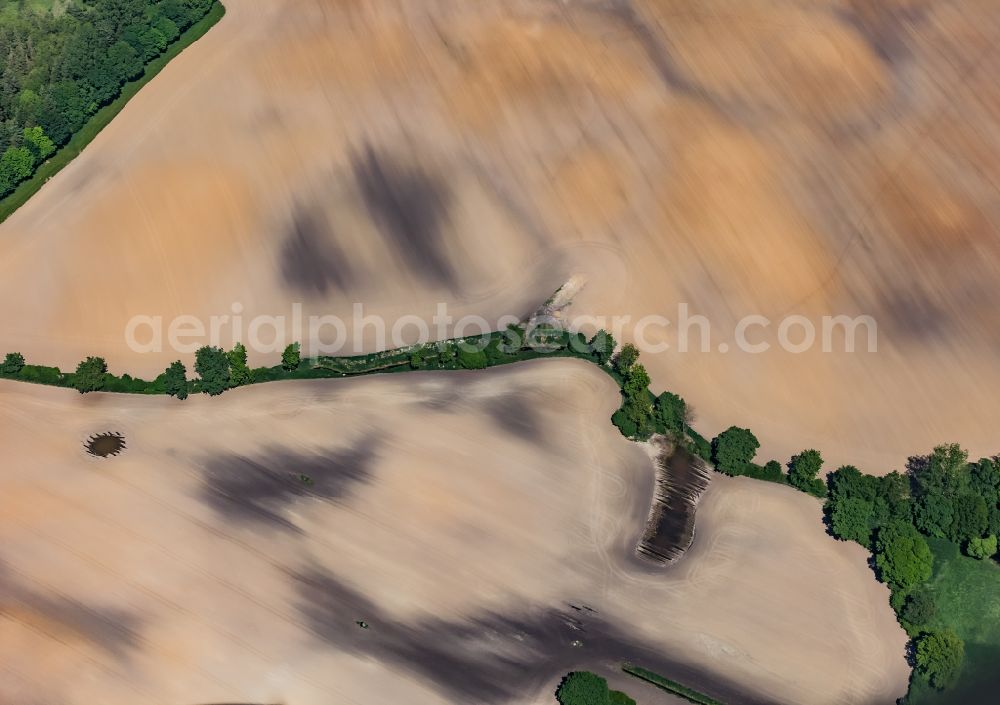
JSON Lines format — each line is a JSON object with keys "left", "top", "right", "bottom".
{"left": 85, "top": 432, "right": 126, "bottom": 458}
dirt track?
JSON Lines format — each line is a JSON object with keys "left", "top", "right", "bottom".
{"left": 0, "top": 361, "right": 909, "bottom": 705}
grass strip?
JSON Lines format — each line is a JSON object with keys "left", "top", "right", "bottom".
{"left": 0, "top": 1, "right": 226, "bottom": 224}
{"left": 622, "top": 663, "right": 726, "bottom": 705}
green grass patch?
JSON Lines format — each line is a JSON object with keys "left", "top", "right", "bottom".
{"left": 905, "top": 538, "right": 1000, "bottom": 704}
{"left": 0, "top": 1, "right": 226, "bottom": 224}
{"left": 622, "top": 664, "right": 726, "bottom": 705}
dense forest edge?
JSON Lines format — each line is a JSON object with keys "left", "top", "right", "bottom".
{"left": 0, "top": 0, "right": 225, "bottom": 223}
{"left": 3, "top": 319, "right": 996, "bottom": 703}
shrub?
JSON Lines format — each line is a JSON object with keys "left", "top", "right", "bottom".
{"left": 966, "top": 534, "right": 998, "bottom": 560}
{"left": 484, "top": 338, "right": 509, "bottom": 365}
{"left": 743, "top": 460, "right": 786, "bottom": 484}
{"left": 17, "top": 364, "right": 64, "bottom": 385}
{"left": 410, "top": 348, "right": 430, "bottom": 369}
{"left": 457, "top": 346, "right": 488, "bottom": 370}
{"left": 687, "top": 429, "right": 712, "bottom": 462}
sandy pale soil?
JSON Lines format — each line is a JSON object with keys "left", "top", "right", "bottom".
{"left": 1, "top": 0, "right": 1000, "bottom": 471}
{"left": 0, "top": 362, "right": 908, "bottom": 705}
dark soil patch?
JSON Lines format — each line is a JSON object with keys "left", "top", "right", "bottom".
{"left": 638, "top": 442, "right": 712, "bottom": 564}
{"left": 85, "top": 432, "right": 126, "bottom": 458}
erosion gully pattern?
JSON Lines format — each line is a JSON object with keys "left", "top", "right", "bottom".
{"left": 638, "top": 441, "right": 713, "bottom": 564}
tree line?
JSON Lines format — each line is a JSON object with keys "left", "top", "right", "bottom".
{"left": 1, "top": 327, "right": 992, "bottom": 696}
{"left": 0, "top": 324, "right": 615, "bottom": 398}
{"left": 0, "top": 0, "right": 215, "bottom": 197}
{"left": 823, "top": 443, "right": 1000, "bottom": 692}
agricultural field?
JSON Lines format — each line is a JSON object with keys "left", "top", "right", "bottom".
{"left": 1, "top": 1, "right": 998, "bottom": 704}
{"left": 0, "top": 363, "right": 908, "bottom": 705}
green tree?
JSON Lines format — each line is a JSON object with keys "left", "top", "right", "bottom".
{"left": 409, "top": 348, "right": 429, "bottom": 369}
{"left": 654, "top": 391, "right": 687, "bottom": 435}
{"left": 16, "top": 89, "right": 42, "bottom": 126}
{"left": 556, "top": 671, "right": 610, "bottom": 705}
{"left": 911, "top": 444, "right": 969, "bottom": 539}
{"left": 589, "top": 330, "right": 615, "bottom": 365}
{"left": 915, "top": 629, "right": 965, "bottom": 690}
{"left": 227, "top": 342, "right": 252, "bottom": 386}
{"left": 22, "top": 126, "right": 55, "bottom": 161}
{"left": 40, "top": 80, "right": 86, "bottom": 145}
{"left": 971, "top": 457, "right": 1000, "bottom": 505}
{"left": 831, "top": 496, "right": 876, "bottom": 546}
{"left": 622, "top": 363, "right": 650, "bottom": 397}
{"left": 0, "top": 146, "right": 34, "bottom": 193}
{"left": 154, "top": 16, "right": 180, "bottom": 43}
{"left": 281, "top": 342, "right": 301, "bottom": 371}
{"left": 711, "top": 426, "right": 760, "bottom": 476}
{"left": 163, "top": 360, "right": 188, "bottom": 400}
{"left": 875, "top": 521, "right": 933, "bottom": 591}
{"left": 619, "top": 363, "right": 653, "bottom": 439}
{"left": 1, "top": 352, "right": 25, "bottom": 375}
{"left": 951, "top": 493, "right": 988, "bottom": 543}
{"left": 73, "top": 356, "right": 108, "bottom": 393}
{"left": 915, "top": 496, "right": 955, "bottom": 540}
{"left": 967, "top": 534, "right": 997, "bottom": 560}
{"left": 614, "top": 343, "right": 639, "bottom": 375}
{"left": 788, "top": 449, "right": 826, "bottom": 496}
{"left": 901, "top": 588, "right": 937, "bottom": 626}
{"left": 195, "top": 346, "right": 230, "bottom": 395}
{"left": 611, "top": 408, "right": 638, "bottom": 439}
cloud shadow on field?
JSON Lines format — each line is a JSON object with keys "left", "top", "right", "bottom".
{"left": 483, "top": 392, "right": 546, "bottom": 444}
{"left": 878, "top": 286, "right": 951, "bottom": 342}
{"left": 280, "top": 203, "right": 356, "bottom": 295}
{"left": 199, "top": 438, "right": 377, "bottom": 531}
{"left": 0, "top": 562, "right": 143, "bottom": 659}
{"left": 291, "top": 567, "right": 794, "bottom": 705}
{"left": 353, "top": 146, "right": 456, "bottom": 289}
